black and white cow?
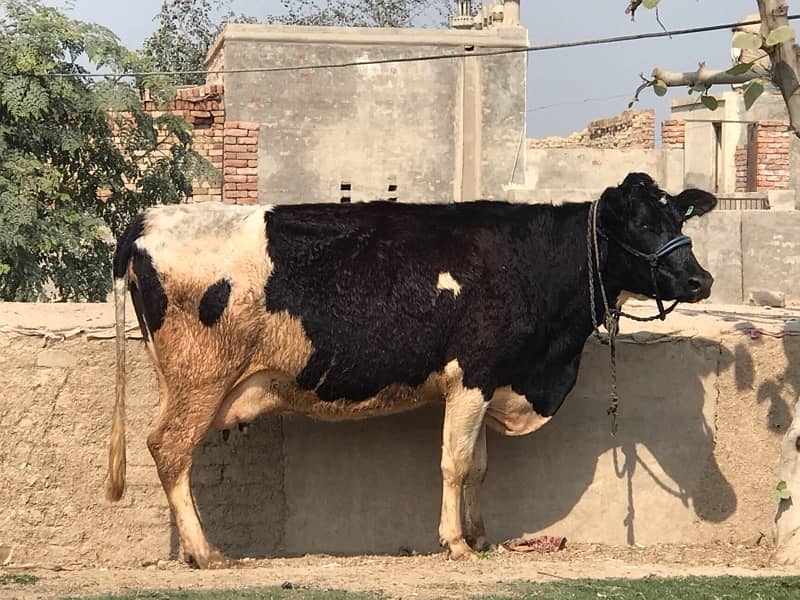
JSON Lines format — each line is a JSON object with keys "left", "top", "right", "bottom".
{"left": 106, "top": 172, "right": 716, "bottom": 568}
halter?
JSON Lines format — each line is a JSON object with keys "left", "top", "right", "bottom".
{"left": 586, "top": 199, "right": 692, "bottom": 434}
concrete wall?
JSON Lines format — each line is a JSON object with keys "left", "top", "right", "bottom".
{"left": 210, "top": 24, "right": 527, "bottom": 204}
{"left": 510, "top": 147, "right": 682, "bottom": 204}
{"left": 686, "top": 209, "right": 800, "bottom": 305}
{"left": 0, "top": 303, "right": 791, "bottom": 567}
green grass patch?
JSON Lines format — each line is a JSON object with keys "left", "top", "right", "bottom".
{"left": 63, "top": 588, "right": 380, "bottom": 600}
{"left": 0, "top": 572, "right": 39, "bottom": 586}
{"left": 478, "top": 576, "right": 800, "bottom": 599}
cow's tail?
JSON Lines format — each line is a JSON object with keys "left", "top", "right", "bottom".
{"left": 107, "top": 215, "right": 144, "bottom": 502}
{"left": 107, "top": 274, "right": 128, "bottom": 501}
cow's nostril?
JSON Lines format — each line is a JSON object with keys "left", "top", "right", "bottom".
{"left": 688, "top": 277, "right": 703, "bottom": 293}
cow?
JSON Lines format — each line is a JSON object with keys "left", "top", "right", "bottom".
{"left": 106, "top": 172, "right": 716, "bottom": 568}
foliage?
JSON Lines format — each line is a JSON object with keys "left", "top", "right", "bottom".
{"left": 628, "top": 1, "right": 795, "bottom": 113}
{"left": 142, "top": 0, "right": 469, "bottom": 86}
{"left": 0, "top": 0, "right": 210, "bottom": 301}
{"left": 480, "top": 576, "right": 800, "bottom": 600}
{"left": 142, "top": 0, "right": 258, "bottom": 87}
{"left": 267, "top": 0, "right": 464, "bottom": 28}
{"left": 0, "top": 572, "right": 39, "bottom": 586}
{"left": 776, "top": 479, "right": 792, "bottom": 502}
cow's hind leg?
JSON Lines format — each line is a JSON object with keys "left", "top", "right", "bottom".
{"left": 439, "top": 369, "right": 488, "bottom": 561}
{"left": 148, "top": 383, "right": 229, "bottom": 569}
{"left": 462, "top": 423, "right": 489, "bottom": 552}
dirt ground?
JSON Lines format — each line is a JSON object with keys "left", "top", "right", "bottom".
{"left": 2, "top": 542, "right": 795, "bottom": 600}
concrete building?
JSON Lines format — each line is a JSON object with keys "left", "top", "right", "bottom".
{"left": 203, "top": 5, "right": 527, "bottom": 205}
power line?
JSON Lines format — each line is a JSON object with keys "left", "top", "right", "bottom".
{"left": 46, "top": 15, "right": 800, "bottom": 79}
{"left": 527, "top": 94, "right": 631, "bottom": 113}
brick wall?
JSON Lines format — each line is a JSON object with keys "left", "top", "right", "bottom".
{"left": 735, "top": 144, "right": 748, "bottom": 192}
{"left": 528, "top": 109, "right": 655, "bottom": 150}
{"left": 734, "top": 120, "right": 790, "bottom": 192}
{"left": 661, "top": 119, "right": 686, "bottom": 149}
{"left": 222, "top": 121, "right": 259, "bottom": 204}
{"left": 141, "top": 84, "right": 260, "bottom": 205}
{"left": 755, "top": 120, "right": 790, "bottom": 190}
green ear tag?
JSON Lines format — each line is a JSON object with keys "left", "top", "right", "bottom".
{"left": 685, "top": 205, "right": 694, "bottom": 217}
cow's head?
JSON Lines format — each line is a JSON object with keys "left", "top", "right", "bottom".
{"left": 599, "top": 172, "right": 716, "bottom": 303}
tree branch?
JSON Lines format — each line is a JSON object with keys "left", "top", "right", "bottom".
{"left": 760, "top": 0, "right": 800, "bottom": 137}
{"left": 652, "top": 64, "right": 761, "bottom": 88}
{"left": 625, "top": 0, "right": 643, "bottom": 21}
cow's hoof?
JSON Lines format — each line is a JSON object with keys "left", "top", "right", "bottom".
{"left": 186, "top": 548, "right": 235, "bottom": 569}
{"left": 446, "top": 539, "right": 479, "bottom": 561}
{"left": 466, "top": 534, "right": 490, "bottom": 553}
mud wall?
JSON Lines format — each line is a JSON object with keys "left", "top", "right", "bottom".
{"left": 0, "top": 303, "right": 792, "bottom": 567}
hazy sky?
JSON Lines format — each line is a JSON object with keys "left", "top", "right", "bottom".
{"left": 59, "top": 1, "right": 781, "bottom": 138}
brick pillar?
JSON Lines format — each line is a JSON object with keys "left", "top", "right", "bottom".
{"left": 755, "top": 120, "right": 790, "bottom": 190}
{"left": 223, "top": 121, "right": 260, "bottom": 205}
{"left": 661, "top": 119, "right": 686, "bottom": 149}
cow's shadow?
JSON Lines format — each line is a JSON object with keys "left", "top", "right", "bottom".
{"left": 187, "top": 334, "right": 739, "bottom": 559}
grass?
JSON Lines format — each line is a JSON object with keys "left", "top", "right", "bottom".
{"left": 46, "top": 576, "right": 800, "bottom": 600}
{"left": 0, "top": 572, "right": 40, "bottom": 586}
{"left": 479, "top": 576, "right": 800, "bottom": 599}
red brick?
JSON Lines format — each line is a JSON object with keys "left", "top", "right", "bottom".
{"left": 226, "top": 174, "right": 247, "bottom": 183}
{"left": 237, "top": 137, "right": 258, "bottom": 145}
{"left": 224, "top": 136, "right": 237, "bottom": 145}
{"left": 225, "top": 159, "right": 248, "bottom": 168}
{"left": 248, "top": 160, "right": 258, "bottom": 167}
{"left": 224, "top": 144, "right": 254, "bottom": 153}
{"left": 225, "top": 128, "right": 248, "bottom": 136}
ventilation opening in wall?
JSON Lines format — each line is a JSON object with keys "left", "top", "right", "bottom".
{"left": 387, "top": 183, "right": 398, "bottom": 202}
{"left": 340, "top": 182, "right": 351, "bottom": 203}
{"left": 193, "top": 116, "right": 213, "bottom": 129}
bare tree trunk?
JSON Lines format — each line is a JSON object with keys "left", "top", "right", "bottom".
{"left": 774, "top": 402, "right": 800, "bottom": 564}
{"left": 759, "top": 0, "right": 800, "bottom": 137}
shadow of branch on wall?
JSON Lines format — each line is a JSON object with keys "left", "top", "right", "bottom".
{"left": 179, "top": 334, "right": 741, "bottom": 558}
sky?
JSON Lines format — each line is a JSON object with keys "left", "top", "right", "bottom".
{"left": 55, "top": 0, "right": 786, "bottom": 138}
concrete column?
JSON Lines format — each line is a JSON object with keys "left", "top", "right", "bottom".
{"left": 503, "top": 0, "right": 521, "bottom": 26}
{"left": 456, "top": 56, "right": 482, "bottom": 201}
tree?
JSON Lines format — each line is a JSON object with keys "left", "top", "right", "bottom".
{"left": 630, "top": 0, "right": 800, "bottom": 138}
{"left": 142, "top": 0, "right": 465, "bottom": 86}
{"left": 143, "top": 0, "right": 251, "bottom": 87}
{"left": 0, "top": 0, "right": 209, "bottom": 301}
{"left": 268, "top": 0, "right": 460, "bottom": 28}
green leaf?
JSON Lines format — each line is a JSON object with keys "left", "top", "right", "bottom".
{"left": 744, "top": 79, "right": 765, "bottom": 110}
{"left": 701, "top": 95, "right": 719, "bottom": 110}
{"left": 732, "top": 31, "right": 764, "bottom": 50}
{"left": 643, "top": 0, "right": 660, "bottom": 8}
{"left": 653, "top": 79, "right": 668, "bottom": 97}
{"left": 726, "top": 62, "right": 754, "bottom": 76}
{"left": 766, "top": 25, "right": 796, "bottom": 46}
{"left": 775, "top": 480, "right": 792, "bottom": 502}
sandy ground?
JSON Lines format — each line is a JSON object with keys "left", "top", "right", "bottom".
{"left": 1, "top": 542, "right": 795, "bottom": 599}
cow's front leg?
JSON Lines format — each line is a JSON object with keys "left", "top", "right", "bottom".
{"left": 462, "top": 422, "right": 489, "bottom": 551}
{"left": 439, "top": 376, "right": 488, "bottom": 561}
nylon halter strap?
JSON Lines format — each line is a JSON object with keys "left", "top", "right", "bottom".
{"left": 587, "top": 199, "right": 692, "bottom": 435}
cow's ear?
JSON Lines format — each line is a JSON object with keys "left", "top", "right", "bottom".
{"left": 669, "top": 189, "right": 717, "bottom": 222}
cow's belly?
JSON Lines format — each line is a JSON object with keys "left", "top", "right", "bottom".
{"left": 212, "top": 368, "right": 446, "bottom": 429}
{"left": 485, "top": 386, "right": 551, "bottom": 436}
